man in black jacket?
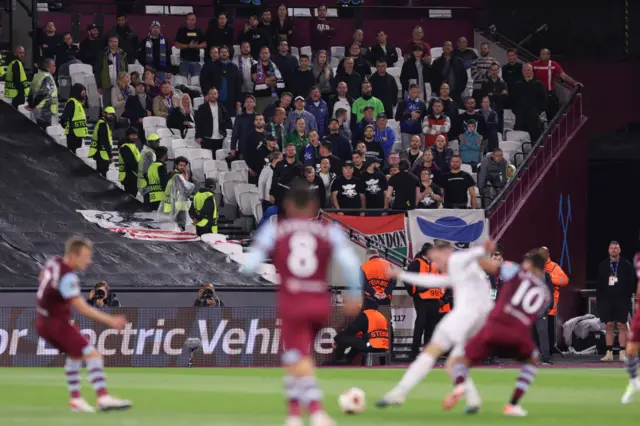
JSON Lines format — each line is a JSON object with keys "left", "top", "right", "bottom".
{"left": 430, "top": 41, "right": 467, "bottom": 105}
{"left": 194, "top": 87, "right": 232, "bottom": 155}
{"left": 106, "top": 14, "right": 138, "bottom": 64}
{"left": 193, "top": 283, "right": 225, "bottom": 307}
{"left": 513, "top": 63, "right": 547, "bottom": 142}
{"left": 481, "top": 63, "right": 508, "bottom": 133}
{"left": 202, "top": 46, "right": 242, "bottom": 116}
{"left": 137, "top": 21, "right": 172, "bottom": 81}
{"left": 124, "top": 81, "right": 153, "bottom": 140}
{"left": 245, "top": 114, "right": 267, "bottom": 184}
{"left": 327, "top": 118, "right": 352, "bottom": 162}
{"left": 290, "top": 54, "right": 316, "bottom": 99}
{"left": 230, "top": 95, "right": 257, "bottom": 158}
{"left": 55, "top": 33, "right": 80, "bottom": 71}
{"left": 88, "top": 281, "right": 121, "bottom": 308}
{"left": 205, "top": 13, "right": 235, "bottom": 60}
{"left": 237, "top": 14, "right": 273, "bottom": 60}
{"left": 597, "top": 241, "right": 636, "bottom": 362}
{"left": 369, "top": 60, "right": 399, "bottom": 118}
{"left": 368, "top": 30, "right": 398, "bottom": 67}
{"left": 272, "top": 40, "right": 298, "bottom": 92}
{"left": 79, "top": 24, "right": 102, "bottom": 69}
{"left": 457, "top": 97, "right": 487, "bottom": 140}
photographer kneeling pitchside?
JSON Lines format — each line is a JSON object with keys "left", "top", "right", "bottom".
{"left": 87, "top": 281, "right": 122, "bottom": 307}
{"left": 193, "top": 283, "right": 225, "bottom": 307}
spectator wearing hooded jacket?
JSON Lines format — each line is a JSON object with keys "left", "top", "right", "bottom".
{"left": 305, "top": 87, "right": 329, "bottom": 139}
{"left": 430, "top": 134, "right": 454, "bottom": 174}
{"left": 478, "top": 148, "right": 508, "bottom": 198}
{"left": 421, "top": 99, "right": 451, "bottom": 148}
{"left": 327, "top": 118, "right": 352, "bottom": 162}
{"left": 458, "top": 119, "right": 483, "bottom": 169}
{"left": 205, "top": 13, "right": 235, "bottom": 60}
{"left": 374, "top": 114, "right": 396, "bottom": 161}
{"left": 138, "top": 21, "right": 172, "bottom": 81}
{"left": 395, "top": 84, "right": 427, "bottom": 150}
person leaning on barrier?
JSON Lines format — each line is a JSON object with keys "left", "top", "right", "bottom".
{"left": 189, "top": 178, "right": 219, "bottom": 237}
{"left": 361, "top": 248, "right": 396, "bottom": 306}
{"left": 87, "top": 281, "right": 121, "bottom": 308}
{"left": 193, "top": 283, "right": 225, "bottom": 307}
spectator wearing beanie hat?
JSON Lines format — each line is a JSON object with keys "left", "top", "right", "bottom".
{"left": 138, "top": 20, "right": 172, "bottom": 82}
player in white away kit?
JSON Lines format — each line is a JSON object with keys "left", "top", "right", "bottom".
{"left": 377, "top": 240, "right": 497, "bottom": 411}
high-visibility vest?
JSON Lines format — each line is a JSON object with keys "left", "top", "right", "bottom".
{"left": 89, "top": 119, "right": 112, "bottom": 161}
{"left": 193, "top": 190, "right": 218, "bottom": 234}
{"left": 64, "top": 98, "right": 89, "bottom": 137}
{"left": 163, "top": 173, "right": 189, "bottom": 212}
{"left": 146, "top": 161, "right": 166, "bottom": 203}
{"left": 414, "top": 258, "right": 451, "bottom": 313}
{"left": 118, "top": 143, "right": 141, "bottom": 181}
{"left": 35, "top": 74, "right": 57, "bottom": 114}
{"left": 137, "top": 147, "right": 156, "bottom": 190}
{"left": 0, "top": 54, "right": 6, "bottom": 78}
{"left": 363, "top": 309, "right": 390, "bottom": 350}
{"left": 4, "top": 59, "right": 30, "bottom": 98}
{"left": 362, "top": 256, "right": 393, "bottom": 301}
{"left": 545, "top": 260, "right": 569, "bottom": 316}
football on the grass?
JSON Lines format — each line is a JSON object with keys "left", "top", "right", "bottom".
{"left": 338, "top": 387, "right": 366, "bottom": 414}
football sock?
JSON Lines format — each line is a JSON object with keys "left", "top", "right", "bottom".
{"left": 298, "top": 376, "right": 323, "bottom": 415}
{"left": 606, "top": 345, "right": 613, "bottom": 352}
{"left": 284, "top": 375, "right": 301, "bottom": 417}
{"left": 393, "top": 352, "right": 436, "bottom": 396}
{"left": 451, "top": 362, "right": 468, "bottom": 385}
{"left": 510, "top": 363, "right": 537, "bottom": 405}
{"left": 86, "top": 356, "right": 108, "bottom": 398}
{"left": 625, "top": 354, "right": 638, "bottom": 380}
{"left": 65, "top": 358, "right": 82, "bottom": 399}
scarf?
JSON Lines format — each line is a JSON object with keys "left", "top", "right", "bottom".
{"left": 219, "top": 61, "right": 229, "bottom": 102}
{"left": 164, "top": 95, "right": 174, "bottom": 113}
{"left": 254, "top": 60, "right": 284, "bottom": 93}
{"left": 103, "top": 49, "right": 122, "bottom": 88}
{"left": 145, "top": 34, "right": 167, "bottom": 67}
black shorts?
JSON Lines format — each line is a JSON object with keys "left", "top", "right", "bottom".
{"left": 598, "top": 297, "right": 631, "bottom": 324}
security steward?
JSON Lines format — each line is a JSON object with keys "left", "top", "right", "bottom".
{"left": 405, "top": 242, "right": 452, "bottom": 360}
{"left": 60, "top": 83, "right": 89, "bottom": 154}
{"left": 145, "top": 146, "right": 169, "bottom": 211}
{"left": 137, "top": 133, "right": 161, "bottom": 201}
{"left": 118, "top": 127, "right": 141, "bottom": 197}
{"left": 189, "top": 178, "right": 219, "bottom": 236}
{"left": 361, "top": 248, "right": 396, "bottom": 306}
{"left": 4, "top": 45, "right": 30, "bottom": 108}
{"left": 330, "top": 297, "right": 390, "bottom": 365}
{"left": 89, "top": 106, "right": 116, "bottom": 177}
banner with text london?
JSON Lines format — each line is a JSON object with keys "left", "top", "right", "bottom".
{"left": 0, "top": 308, "right": 391, "bottom": 367}
{"left": 326, "top": 213, "right": 408, "bottom": 259}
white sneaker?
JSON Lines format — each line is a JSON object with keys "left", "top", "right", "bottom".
{"left": 621, "top": 378, "right": 640, "bottom": 404}
{"left": 310, "top": 411, "right": 335, "bottom": 426}
{"left": 97, "top": 395, "right": 132, "bottom": 412}
{"left": 503, "top": 404, "right": 527, "bottom": 417}
{"left": 620, "top": 350, "right": 628, "bottom": 362}
{"left": 69, "top": 398, "right": 96, "bottom": 413}
{"left": 375, "top": 391, "right": 406, "bottom": 408}
{"left": 284, "top": 416, "right": 304, "bottom": 426}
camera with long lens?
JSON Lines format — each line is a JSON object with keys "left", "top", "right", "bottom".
{"left": 94, "top": 288, "right": 106, "bottom": 299}
{"left": 200, "top": 288, "right": 214, "bottom": 301}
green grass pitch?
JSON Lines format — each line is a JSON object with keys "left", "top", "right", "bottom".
{"left": 0, "top": 367, "right": 638, "bottom": 425}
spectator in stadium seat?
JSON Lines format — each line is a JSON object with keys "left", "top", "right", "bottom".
{"left": 479, "top": 96, "right": 499, "bottom": 152}
{"left": 387, "top": 159, "right": 420, "bottom": 211}
{"left": 303, "top": 166, "right": 327, "bottom": 208}
{"left": 481, "top": 63, "right": 507, "bottom": 133}
{"left": 205, "top": 13, "right": 235, "bottom": 60}
{"left": 344, "top": 29, "right": 368, "bottom": 60}
{"left": 175, "top": 13, "right": 206, "bottom": 79}
{"left": 251, "top": 47, "right": 285, "bottom": 113}
{"left": 404, "top": 134, "right": 423, "bottom": 166}
{"left": 263, "top": 91, "right": 292, "bottom": 124}
{"left": 230, "top": 95, "right": 257, "bottom": 158}
{"left": 166, "top": 93, "right": 195, "bottom": 138}
{"left": 234, "top": 41, "right": 257, "bottom": 98}
{"left": 245, "top": 113, "right": 268, "bottom": 184}
{"left": 318, "top": 158, "right": 335, "bottom": 207}
{"left": 422, "top": 99, "right": 451, "bottom": 148}
{"left": 130, "top": 71, "right": 141, "bottom": 86}
{"left": 285, "top": 95, "right": 317, "bottom": 134}
{"left": 470, "top": 42, "right": 496, "bottom": 104}
{"left": 88, "top": 281, "right": 121, "bottom": 308}
{"left": 513, "top": 63, "right": 547, "bottom": 142}
{"left": 195, "top": 87, "right": 232, "bottom": 155}
{"left": 400, "top": 44, "right": 431, "bottom": 100}
{"left": 259, "top": 150, "right": 282, "bottom": 210}
{"left": 502, "top": 48, "right": 523, "bottom": 109}
{"left": 395, "top": 84, "right": 427, "bottom": 150}
{"left": 327, "top": 82, "right": 354, "bottom": 126}
{"left": 533, "top": 48, "right": 582, "bottom": 120}
{"left": 272, "top": 40, "right": 299, "bottom": 91}
{"left": 352, "top": 106, "right": 376, "bottom": 145}
{"left": 458, "top": 119, "right": 482, "bottom": 170}
{"left": 352, "top": 81, "right": 385, "bottom": 130}
{"left": 327, "top": 118, "right": 352, "bottom": 162}
{"left": 152, "top": 81, "right": 179, "bottom": 119}
{"left": 55, "top": 33, "right": 80, "bottom": 72}
{"left": 430, "top": 41, "right": 467, "bottom": 105}
{"left": 416, "top": 169, "right": 443, "bottom": 209}
{"left": 412, "top": 149, "right": 442, "bottom": 185}
{"left": 259, "top": 9, "right": 277, "bottom": 44}
{"left": 60, "top": 83, "right": 88, "bottom": 155}
{"left": 368, "top": 30, "right": 399, "bottom": 68}
{"left": 352, "top": 151, "right": 366, "bottom": 178}
{"left": 360, "top": 125, "right": 386, "bottom": 167}
{"left": 477, "top": 147, "right": 507, "bottom": 198}
{"left": 310, "top": 4, "right": 336, "bottom": 59}
{"left": 95, "top": 36, "right": 128, "bottom": 108}
{"left": 138, "top": 21, "right": 172, "bottom": 82}
{"left": 312, "top": 50, "right": 335, "bottom": 101}
{"left": 286, "top": 117, "right": 310, "bottom": 157}
{"left": 125, "top": 81, "right": 153, "bottom": 139}
{"left": 319, "top": 141, "right": 342, "bottom": 175}
{"left": 143, "top": 69, "right": 160, "bottom": 97}
{"left": 39, "top": 21, "right": 61, "bottom": 60}
{"left": 111, "top": 71, "right": 134, "bottom": 120}
{"left": 335, "top": 57, "right": 363, "bottom": 100}
{"left": 457, "top": 96, "right": 486, "bottom": 139}
{"left": 265, "top": 106, "right": 288, "bottom": 148}
{"left": 335, "top": 108, "right": 352, "bottom": 141}
{"left": 340, "top": 44, "right": 372, "bottom": 80}
{"left": 79, "top": 24, "right": 102, "bottom": 69}
{"left": 290, "top": 54, "right": 316, "bottom": 99}
{"left": 203, "top": 46, "right": 242, "bottom": 117}
{"left": 360, "top": 158, "right": 388, "bottom": 212}
{"left": 452, "top": 37, "right": 478, "bottom": 70}
{"left": 270, "top": 145, "right": 303, "bottom": 210}
{"left": 428, "top": 83, "right": 459, "bottom": 131}
{"left": 255, "top": 134, "right": 279, "bottom": 178}
{"left": 441, "top": 155, "right": 476, "bottom": 209}
{"left": 106, "top": 14, "right": 138, "bottom": 65}
{"left": 374, "top": 114, "right": 395, "bottom": 161}
{"left": 430, "top": 134, "right": 453, "bottom": 174}
{"left": 305, "top": 87, "right": 329, "bottom": 139}
{"left": 403, "top": 25, "right": 431, "bottom": 62}
{"left": 332, "top": 161, "right": 365, "bottom": 215}
{"left": 238, "top": 14, "right": 273, "bottom": 60}
{"left": 369, "top": 59, "right": 399, "bottom": 118}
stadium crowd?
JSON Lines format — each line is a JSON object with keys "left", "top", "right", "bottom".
{"left": 1, "top": 4, "right": 582, "bottom": 220}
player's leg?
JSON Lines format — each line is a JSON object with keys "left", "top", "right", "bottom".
{"left": 65, "top": 356, "right": 96, "bottom": 412}
{"left": 83, "top": 348, "right": 132, "bottom": 411}
{"left": 504, "top": 344, "right": 540, "bottom": 417}
{"left": 621, "top": 315, "right": 640, "bottom": 404}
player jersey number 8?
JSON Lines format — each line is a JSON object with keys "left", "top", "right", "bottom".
{"left": 510, "top": 279, "right": 545, "bottom": 314}
{"left": 287, "top": 232, "right": 319, "bottom": 279}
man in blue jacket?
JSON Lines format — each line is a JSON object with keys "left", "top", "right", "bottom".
{"left": 304, "top": 86, "right": 329, "bottom": 139}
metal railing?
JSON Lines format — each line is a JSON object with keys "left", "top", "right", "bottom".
{"left": 488, "top": 89, "right": 584, "bottom": 240}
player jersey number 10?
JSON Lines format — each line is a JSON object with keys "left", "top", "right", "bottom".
{"left": 510, "top": 279, "right": 546, "bottom": 314}
{"left": 285, "top": 232, "right": 324, "bottom": 293}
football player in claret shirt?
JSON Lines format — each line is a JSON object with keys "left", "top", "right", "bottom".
{"left": 240, "top": 182, "right": 362, "bottom": 426}
{"left": 35, "top": 237, "right": 131, "bottom": 412}
{"left": 621, "top": 253, "right": 640, "bottom": 404}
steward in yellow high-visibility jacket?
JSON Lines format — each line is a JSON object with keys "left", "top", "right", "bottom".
{"left": 189, "top": 178, "right": 219, "bottom": 236}
{"left": 60, "top": 83, "right": 89, "bottom": 154}
{"left": 4, "top": 46, "right": 29, "bottom": 108}
{"left": 118, "top": 127, "right": 141, "bottom": 197}
{"left": 89, "top": 107, "right": 116, "bottom": 177}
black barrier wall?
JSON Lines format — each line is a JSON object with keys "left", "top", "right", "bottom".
{"left": 0, "top": 307, "right": 390, "bottom": 367}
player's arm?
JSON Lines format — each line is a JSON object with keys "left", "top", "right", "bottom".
{"left": 59, "top": 273, "right": 125, "bottom": 329}
{"left": 395, "top": 270, "right": 453, "bottom": 289}
{"left": 238, "top": 221, "right": 277, "bottom": 275}
{"left": 478, "top": 258, "right": 501, "bottom": 275}
{"left": 329, "top": 225, "right": 363, "bottom": 314}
